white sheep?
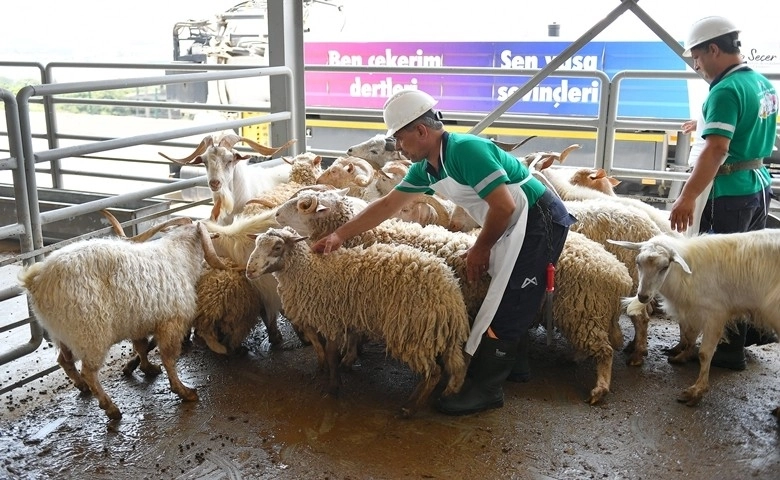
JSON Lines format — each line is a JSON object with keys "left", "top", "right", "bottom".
{"left": 345, "top": 133, "right": 407, "bottom": 169}
{"left": 562, "top": 198, "right": 664, "bottom": 366}
{"left": 159, "top": 133, "right": 295, "bottom": 224}
{"left": 275, "top": 189, "right": 635, "bottom": 404}
{"left": 610, "top": 230, "right": 780, "bottom": 416}
{"left": 521, "top": 146, "right": 679, "bottom": 237}
{"left": 316, "top": 155, "right": 384, "bottom": 201}
{"left": 375, "top": 158, "right": 412, "bottom": 196}
{"left": 17, "top": 219, "right": 226, "bottom": 420}
{"left": 245, "top": 226, "right": 470, "bottom": 417}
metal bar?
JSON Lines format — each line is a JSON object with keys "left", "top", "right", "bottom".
{"left": 469, "top": 0, "right": 634, "bottom": 135}
{"left": 33, "top": 111, "right": 291, "bottom": 163}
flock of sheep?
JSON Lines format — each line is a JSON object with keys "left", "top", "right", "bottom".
{"left": 18, "top": 132, "right": 780, "bottom": 421}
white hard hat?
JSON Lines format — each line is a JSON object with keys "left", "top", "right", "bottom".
{"left": 683, "top": 16, "right": 739, "bottom": 57}
{"left": 383, "top": 89, "right": 438, "bottom": 136}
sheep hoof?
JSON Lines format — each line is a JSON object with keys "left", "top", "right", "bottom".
{"left": 122, "top": 357, "right": 141, "bottom": 376}
{"left": 73, "top": 380, "right": 90, "bottom": 394}
{"left": 626, "top": 352, "right": 646, "bottom": 367}
{"left": 140, "top": 364, "right": 162, "bottom": 377}
{"left": 105, "top": 405, "right": 122, "bottom": 420}
{"left": 177, "top": 387, "right": 198, "bottom": 402}
{"left": 677, "top": 388, "right": 702, "bottom": 406}
{"left": 587, "top": 388, "right": 608, "bottom": 405}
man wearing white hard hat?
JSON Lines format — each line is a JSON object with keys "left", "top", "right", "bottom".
{"left": 312, "top": 88, "right": 575, "bottom": 415}
{"left": 670, "top": 15, "right": 778, "bottom": 369}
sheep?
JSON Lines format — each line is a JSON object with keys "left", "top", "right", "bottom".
{"left": 375, "top": 158, "right": 412, "bottom": 196}
{"left": 17, "top": 219, "right": 226, "bottom": 420}
{"left": 274, "top": 189, "right": 488, "bottom": 319}
{"left": 245, "top": 226, "right": 470, "bottom": 417}
{"left": 192, "top": 256, "right": 267, "bottom": 355}
{"left": 609, "top": 230, "right": 780, "bottom": 416}
{"left": 158, "top": 133, "right": 296, "bottom": 224}
{"left": 275, "top": 189, "right": 635, "bottom": 404}
{"left": 202, "top": 209, "right": 285, "bottom": 347}
{"left": 562, "top": 198, "right": 664, "bottom": 366}
{"left": 345, "top": 133, "right": 407, "bottom": 169}
{"left": 316, "top": 155, "right": 384, "bottom": 201}
{"left": 568, "top": 168, "right": 621, "bottom": 195}
{"left": 547, "top": 230, "right": 632, "bottom": 404}
{"left": 520, "top": 145, "right": 679, "bottom": 237}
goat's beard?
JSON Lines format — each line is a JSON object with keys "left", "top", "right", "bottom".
{"left": 212, "top": 190, "right": 235, "bottom": 220}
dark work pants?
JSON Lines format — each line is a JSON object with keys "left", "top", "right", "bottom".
{"left": 699, "top": 186, "right": 772, "bottom": 234}
{"left": 490, "top": 190, "right": 575, "bottom": 342}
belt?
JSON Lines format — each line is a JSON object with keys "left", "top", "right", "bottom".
{"left": 716, "top": 158, "right": 764, "bottom": 175}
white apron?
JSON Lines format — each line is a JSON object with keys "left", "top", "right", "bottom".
{"left": 430, "top": 160, "right": 533, "bottom": 355}
{"left": 686, "top": 110, "right": 712, "bottom": 237}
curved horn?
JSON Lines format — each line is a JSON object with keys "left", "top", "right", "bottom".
{"left": 417, "top": 195, "right": 451, "bottom": 228}
{"left": 100, "top": 209, "right": 126, "bottom": 237}
{"left": 297, "top": 195, "right": 318, "bottom": 213}
{"left": 197, "top": 222, "right": 228, "bottom": 270}
{"left": 158, "top": 136, "right": 212, "bottom": 165}
{"left": 558, "top": 144, "right": 582, "bottom": 163}
{"left": 238, "top": 137, "right": 296, "bottom": 158}
{"left": 491, "top": 135, "right": 538, "bottom": 152}
{"left": 217, "top": 133, "right": 243, "bottom": 150}
{"left": 128, "top": 217, "right": 193, "bottom": 242}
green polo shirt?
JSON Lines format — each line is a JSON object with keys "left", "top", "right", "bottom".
{"left": 701, "top": 67, "right": 777, "bottom": 198}
{"left": 395, "top": 132, "right": 546, "bottom": 206}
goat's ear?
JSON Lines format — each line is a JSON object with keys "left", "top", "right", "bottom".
{"left": 671, "top": 253, "right": 692, "bottom": 274}
{"left": 607, "top": 239, "right": 642, "bottom": 251}
{"left": 233, "top": 153, "right": 251, "bottom": 161}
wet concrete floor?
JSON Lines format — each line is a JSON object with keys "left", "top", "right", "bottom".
{"left": 1, "top": 315, "right": 779, "bottom": 480}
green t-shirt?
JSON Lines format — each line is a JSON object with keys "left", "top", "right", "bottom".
{"left": 395, "top": 132, "right": 546, "bottom": 206}
{"left": 701, "top": 66, "right": 777, "bottom": 198}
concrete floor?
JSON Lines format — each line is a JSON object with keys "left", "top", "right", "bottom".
{"left": 1, "top": 313, "right": 779, "bottom": 480}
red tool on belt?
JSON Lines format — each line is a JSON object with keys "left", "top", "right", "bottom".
{"left": 545, "top": 263, "right": 555, "bottom": 345}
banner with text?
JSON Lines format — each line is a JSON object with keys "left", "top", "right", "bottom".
{"left": 304, "top": 41, "right": 690, "bottom": 119}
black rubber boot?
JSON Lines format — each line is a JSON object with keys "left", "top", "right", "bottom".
{"left": 711, "top": 322, "right": 747, "bottom": 371}
{"left": 436, "top": 336, "right": 517, "bottom": 416}
{"left": 744, "top": 325, "right": 778, "bottom": 347}
{"left": 506, "top": 332, "right": 530, "bottom": 383}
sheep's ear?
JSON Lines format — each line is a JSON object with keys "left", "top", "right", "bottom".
{"left": 313, "top": 155, "right": 322, "bottom": 166}
{"left": 315, "top": 204, "right": 329, "bottom": 213}
{"left": 607, "top": 239, "right": 642, "bottom": 251}
{"left": 671, "top": 253, "right": 692, "bottom": 274}
{"left": 209, "top": 232, "right": 220, "bottom": 239}
{"left": 247, "top": 233, "right": 258, "bottom": 240}
{"left": 335, "top": 187, "right": 350, "bottom": 196}
{"left": 608, "top": 176, "right": 621, "bottom": 187}
{"left": 293, "top": 235, "right": 309, "bottom": 244}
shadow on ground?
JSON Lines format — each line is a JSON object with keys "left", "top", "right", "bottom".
{"left": 1, "top": 315, "right": 779, "bottom": 480}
